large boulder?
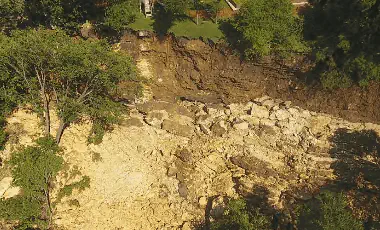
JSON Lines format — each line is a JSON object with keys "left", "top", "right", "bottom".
{"left": 162, "top": 120, "right": 194, "bottom": 138}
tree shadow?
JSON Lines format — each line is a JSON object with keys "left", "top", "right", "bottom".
{"left": 218, "top": 20, "right": 246, "bottom": 60}
{"left": 327, "top": 128, "right": 380, "bottom": 225}
{"left": 152, "top": 4, "right": 175, "bottom": 40}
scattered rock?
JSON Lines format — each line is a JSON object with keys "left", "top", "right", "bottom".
{"left": 176, "top": 148, "right": 192, "bottom": 162}
{"left": 178, "top": 183, "right": 188, "bottom": 198}
{"left": 167, "top": 167, "right": 178, "bottom": 177}
{"left": 199, "top": 123, "right": 212, "bottom": 135}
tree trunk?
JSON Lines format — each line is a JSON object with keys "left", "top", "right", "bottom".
{"left": 55, "top": 119, "right": 66, "bottom": 144}
{"left": 196, "top": 11, "right": 199, "bottom": 25}
{"left": 43, "top": 95, "right": 50, "bottom": 136}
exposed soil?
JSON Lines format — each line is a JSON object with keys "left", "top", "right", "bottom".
{"left": 120, "top": 33, "right": 380, "bottom": 125}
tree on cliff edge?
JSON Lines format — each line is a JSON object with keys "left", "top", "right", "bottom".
{"left": 0, "top": 29, "right": 137, "bottom": 144}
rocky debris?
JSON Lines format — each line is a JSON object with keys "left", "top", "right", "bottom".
{"left": 162, "top": 119, "right": 194, "bottom": 138}
{"left": 211, "top": 120, "right": 228, "bottom": 137}
{"left": 176, "top": 148, "right": 192, "bottom": 162}
{"left": 4, "top": 94, "right": 380, "bottom": 230}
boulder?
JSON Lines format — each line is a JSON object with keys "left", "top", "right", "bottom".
{"left": 162, "top": 120, "right": 194, "bottom": 138}
{"left": 0, "top": 177, "right": 13, "bottom": 197}
{"left": 233, "top": 121, "right": 249, "bottom": 130}
{"left": 249, "top": 104, "right": 269, "bottom": 119}
{"left": 178, "top": 183, "right": 188, "bottom": 198}
{"left": 176, "top": 148, "right": 192, "bottom": 162}
{"left": 145, "top": 111, "right": 167, "bottom": 128}
{"left": 124, "top": 117, "right": 144, "bottom": 127}
{"left": 198, "top": 196, "right": 208, "bottom": 207}
{"left": 211, "top": 121, "right": 228, "bottom": 137}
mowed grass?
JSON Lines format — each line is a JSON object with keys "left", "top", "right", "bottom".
{"left": 169, "top": 20, "right": 224, "bottom": 42}
{"left": 127, "top": 13, "right": 224, "bottom": 42}
{"left": 127, "top": 14, "right": 154, "bottom": 31}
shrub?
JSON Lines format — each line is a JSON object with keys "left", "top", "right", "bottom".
{"left": 211, "top": 199, "right": 271, "bottom": 230}
{"left": 297, "top": 191, "right": 364, "bottom": 230}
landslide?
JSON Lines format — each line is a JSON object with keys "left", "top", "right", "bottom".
{"left": 120, "top": 33, "right": 380, "bottom": 124}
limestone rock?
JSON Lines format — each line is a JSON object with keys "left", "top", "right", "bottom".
{"left": 2, "top": 186, "right": 21, "bottom": 199}
{"left": 211, "top": 121, "right": 228, "bottom": 137}
{"left": 145, "top": 111, "right": 167, "bottom": 128}
{"left": 124, "top": 117, "right": 144, "bottom": 127}
{"left": 198, "top": 196, "right": 208, "bottom": 207}
{"left": 0, "top": 177, "right": 13, "bottom": 197}
{"left": 249, "top": 104, "right": 269, "bottom": 119}
{"left": 199, "top": 123, "right": 212, "bottom": 135}
{"left": 162, "top": 119, "right": 194, "bottom": 138}
{"left": 176, "top": 148, "right": 192, "bottom": 162}
{"left": 233, "top": 121, "right": 249, "bottom": 130}
{"left": 178, "top": 183, "right": 188, "bottom": 198}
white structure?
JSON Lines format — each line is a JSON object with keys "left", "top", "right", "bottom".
{"left": 140, "top": 0, "right": 153, "bottom": 17}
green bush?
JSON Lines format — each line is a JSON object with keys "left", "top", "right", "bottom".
{"left": 211, "top": 199, "right": 271, "bottom": 230}
{"left": 0, "top": 137, "right": 64, "bottom": 229}
{"left": 297, "top": 191, "right": 364, "bottom": 230}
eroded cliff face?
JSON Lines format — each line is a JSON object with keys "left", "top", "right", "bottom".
{"left": 2, "top": 96, "right": 380, "bottom": 229}
{"left": 120, "top": 33, "right": 380, "bottom": 124}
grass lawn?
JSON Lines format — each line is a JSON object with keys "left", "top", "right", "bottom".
{"left": 127, "top": 14, "right": 154, "bottom": 31}
{"left": 169, "top": 19, "right": 224, "bottom": 42}
{"left": 127, "top": 13, "right": 224, "bottom": 42}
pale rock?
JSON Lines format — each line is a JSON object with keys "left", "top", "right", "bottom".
{"left": 2, "top": 186, "right": 21, "bottom": 199}
{"left": 199, "top": 123, "right": 212, "bottom": 135}
{"left": 198, "top": 196, "right": 208, "bottom": 207}
{"left": 254, "top": 95, "right": 271, "bottom": 103}
{"left": 260, "top": 118, "right": 276, "bottom": 127}
{"left": 249, "top": 104, "right": 269, "bottom": 119}
{"left": 145, "top": 111, "right": 168, "bottom": 128}
{"left": 182, "top": 222, "right": 192, "bottom": 230}
{"left": 0, "top": 177, "right": 13, "bottom": 197}
{"left": 273, "top": 109, "right": 290, "bottom": 121}
{"left": 233, "top": 121, "right": 249, "bottom": 130}
{"left": 211, "top": 120, "right": 228, "bottom": 137}
{"left": 262, "top": 99, "right": 276, "bottom": 109}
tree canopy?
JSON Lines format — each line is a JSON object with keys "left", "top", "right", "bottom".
{"left": 305, "top": 0, "right": 380, "bottom": 88}
{"left": 0, "top": 137, "right": 63, "bottom": 229}
{"left": 0, "top": 29, "right": 137, "bottom": 143}
{"left": 232, "top": 0, "right": 308, "bottom": 59}
{"left": 104, "top": 0, "right": 139, "bottom": 32}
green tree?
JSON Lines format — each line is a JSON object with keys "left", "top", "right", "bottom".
{"left": 211, "top": 199, "right": 271, "bottom": 230}
{"left": 104, "top": 0, "right": 139, "bottom": 32}
{"left": 161, "top": 0, "right": 192, "bottom": 16}
{"left": 0, "top": 0, "right": 24, "bottom": 30}
{"left": 0, "top": 137, "right": 63, "bottom": 229}
{"left": 208, "top": 0, "right": 224, "bottom": 24}
{"left": 232, "top": 0, "right": 308, "bottom": 58}
{"left": 305, "top": 0, "right": 380, "bottom": 88}
{"left": 0, "top": 29, "right": 138, "bottom": 144}
{"left": 25, "top": 0, "right": 99, "bottom": 31}
{"left": 297, "top": 191, "right": 364, "bottom": 230}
